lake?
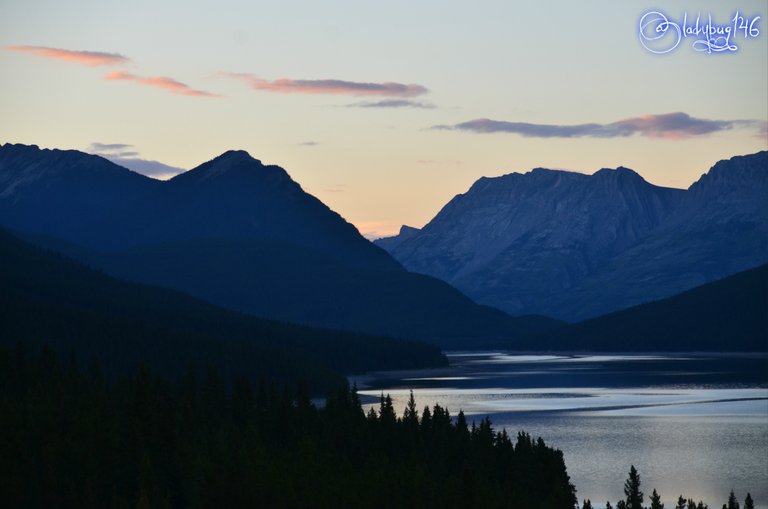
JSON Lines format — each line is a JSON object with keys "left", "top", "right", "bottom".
{"left": 353, "top": 353, "right": 768, "bottom": 508}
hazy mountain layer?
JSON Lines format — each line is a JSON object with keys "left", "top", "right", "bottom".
{"left": 0, "top": 144, "right": 559, "bottom": 346}
{"left": 377, "top": 152, "right": 768, "bottom": 321}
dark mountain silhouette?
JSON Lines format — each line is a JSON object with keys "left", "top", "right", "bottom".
{"left": 142, "top": 150, "right": 399, "bottom": 270}
{"left": 0, "top": 145, "right": 394, "bottom": 268}
{"left": 0, "top": 143, "right": 559, "bottom": 346}
{"left": 0, "top": 143, "right": 158, "bottom": 250}
{"left": 524, "top": 263, "right": 768, "bottom": 351}
{"left": 377, "top": 152, "right": 768, "bottom": 321}
{"left": 0, "top": 227, "right": 447, "bottom": 391}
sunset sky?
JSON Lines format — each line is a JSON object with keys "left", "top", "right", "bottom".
{"left": 1, "top": 0, "right": 766, "bottom": 237}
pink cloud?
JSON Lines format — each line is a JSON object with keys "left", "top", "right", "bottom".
{"left": 611, "top": 113, "right": 729, "bottom": 140}
{"left": 105, "top": 71, "right": 219, "bottom": 97}
{"left": 7, "top": 45, "right": 130, "bottom": 66}
{"left": 222, "top": 72, "right": 427, "bottom": 97}
{"left": 434, "top": 112, "right": 763, "bottom": 140}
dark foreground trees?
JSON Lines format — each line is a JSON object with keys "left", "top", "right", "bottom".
{"left": 0, "top": 346, "right": 576, "bottom": 509}
{"left": 624, "top": 465, "right": 644, "bottom": 509}
{"left": 605, "top": 467, "right": 757, "bottom": 509}
{"left": 649, "top": 489, "right": 664, "bottom": 509}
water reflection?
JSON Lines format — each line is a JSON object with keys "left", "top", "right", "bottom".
{"left": 353, "top": 353, "right": 768, "bottom": 508}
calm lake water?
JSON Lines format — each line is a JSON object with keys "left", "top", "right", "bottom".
{"left": 353, "top": 353, "right": 768, "bottom": 508}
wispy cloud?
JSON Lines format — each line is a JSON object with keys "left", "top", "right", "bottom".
{"left": 105, "top": 71, "right": 219, "bottom": 97}
{"left": 432, "top": 112, "right": 766, "bottom": 140}
{"left": 89, "top": 142, "right": 133, "bottom": 151}
{"left": 109, "top": 158, "right": 186, "bottom": 179}
{"left": 9, "top": 47, "right": 218, "bottom": 98}
{"left": 7, "top": 45, "right": 130, "bottom": 66}
{"left": 349, "top": 99, "right": 434, "bottom": 109}
{"left": 108, "top": 150, "right": 140, "bottom": 157}
{"left": 298, "top": 141, "right": 319, "bottom": 147}
{"left": 221, "top": 72, "right": 427, "bottom": 97}
{"left": 88, "top": 142, "right": 185, "bottom": 180}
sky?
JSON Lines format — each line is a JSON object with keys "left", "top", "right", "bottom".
{"left": 1, "top": 0, "right": 766, "bottom": 238}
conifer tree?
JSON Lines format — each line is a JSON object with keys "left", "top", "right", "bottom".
{"left": 0, "top": 345, "right": 585, "bottom": 509}
{"left": 420, "top": 405, "right": 433, "bottom": 434}
{"left": 623, "top": 465, "right": 644, "bottom": 509}
{"left": 650, "top": 488, "right": 665, "bottom": 509}
{"left": 403, "top": 390, "right": 419, "bottom": 427}
{"left": 723, "top": 490, "right": 740, "bottom": 509}
{"left": 456, "top": 410, "right": 468, "bottom": 430}
{"left": 743, "top": 493, "right": 754, "bottom": 509}
{"left": 379, "top": 393, "right": 396, "bottom": 427}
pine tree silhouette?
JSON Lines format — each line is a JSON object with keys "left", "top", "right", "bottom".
{"left": 623, "top": 466, "right": 644, "bottom": 509}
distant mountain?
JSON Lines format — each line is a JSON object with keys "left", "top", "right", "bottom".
{"left": 375, "top": 225, "right": 421, "bottom": 252}
{"left": 0, "top": 145, "right": 394, "bottom": 268}
{"left": 551, "top": 152, "right": 768, "bottom": 320}
{"left": 377, "top": 152, "right": 768, "bottom": 321}
{"left": 0, "top": 143, "right": 158, "bottom": 250}
{"left": 0, "top": 144, "right": 559, "bottom": 347}
{"left": 0, "top": 227, "right": 447, "bottom": 391}
{"left": 524, "top": 264, "right": 768, "bottom": 352}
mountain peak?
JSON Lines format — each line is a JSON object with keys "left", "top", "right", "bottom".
{"left": 0, "top": 143, "right": 154, "bottom": 201}
{"left": 529, "top": 167, "right": 568, "bottom": 175}
{"left": 172, "top": 149, "right": 291, "bottom": 184}
{"left": 374, "top": 224, "right": 421, "bottom": 251}
{"left": 1, "top": 142, "right": 41, "bottom": 153}
{"left": 689, "top": 151, "right": 768, "bottom": 193}
{"left": 215, "top": 149, "right": 260, "bottom": 163}
{"left": 594, "top": 166, "right": 641, "bottom": 179}
{"left": 682, "top": 151, "right": 768, "bottom": 220}
{"left": 205, "top": 149, "right": 264, "bottom": 170}
{"left": 377, "top": 151, "right": 766, "bottom": 323}
{"left": 399, "top": 225, "right": 420, "bottom": 236}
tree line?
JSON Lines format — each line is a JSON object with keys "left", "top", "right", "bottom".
{"left": 580, "top": 465, "right": 756, "bottom": 509}
{"left": 1, "top": 344, "right": 757, "bottom": 508}
{"left": 0, "top": 344, "right": 576, "bottom": 508}
{"left": 0, "top": 226, "right": 447, "bottom": 397}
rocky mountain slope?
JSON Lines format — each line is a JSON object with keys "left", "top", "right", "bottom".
{"left": 0, "top": 143, "right": 559, "bottom": 346}
{"left": 377, "top": 152, "right": 768, "bottom": 321}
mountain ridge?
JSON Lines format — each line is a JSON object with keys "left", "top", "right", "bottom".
{"left": 377, "top": 151, "right": 767, "bottom": 321}
{"left": 523, "top": 263, "right": 768, "bottom": 351}
{"left": 0, "top": 143, "right": 559, "bottom": 346}
{"left": 0, "top": 226, "right": 449, "bottom": 392}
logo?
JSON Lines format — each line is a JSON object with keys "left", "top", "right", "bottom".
{"left": 639, "top": 10, "right": 761, "bottom": 54}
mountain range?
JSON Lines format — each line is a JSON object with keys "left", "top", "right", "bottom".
{"left": 376, "top": 152, "right": 768, "bottom": 321}
{"left": 526, "top": 263, "right": 768, "bottom": 352}
{"left": 0, "top": 226, "right": 448, "bottom": 392}
{"left": 0, "top": 143, "right": 559, "bottom": 347}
